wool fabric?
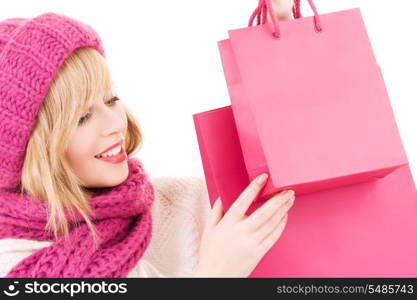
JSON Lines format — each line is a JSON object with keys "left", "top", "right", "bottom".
{"left": 0, "top": 11, "right": 156, "bottom": 278}
{"left": 0, "top": 12, "right": 105, "bottom": 190}
{"left": 0, "top": 157, "right": 155, "bottom": 278}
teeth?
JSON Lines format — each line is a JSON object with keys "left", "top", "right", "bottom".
{"left": 97, "top": 145, "right": 122, "bottom": 158}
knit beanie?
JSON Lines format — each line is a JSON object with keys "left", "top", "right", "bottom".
{"left": 0, "top": 12, "right": 106, "bottom": 190}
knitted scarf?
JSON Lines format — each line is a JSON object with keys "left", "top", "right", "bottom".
{"left": 0, "top": 157, "right": 154, "bottom": 278}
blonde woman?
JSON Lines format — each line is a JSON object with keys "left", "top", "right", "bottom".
{"left": 0, "top": 0, "right": 296, "bottom": 278}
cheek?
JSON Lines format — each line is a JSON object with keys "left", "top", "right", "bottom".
{"left": 119, "top": 106, "right": 128, "bottom": 129}
{"left": 67, "top": 130, "right": 97, "bottom": 167}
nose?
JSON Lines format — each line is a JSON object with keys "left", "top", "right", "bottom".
{"left": 100, "top": 105, "right": 127, "bottom": 138}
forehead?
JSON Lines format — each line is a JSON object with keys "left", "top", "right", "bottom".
{"left": 86, "top": 88, "right": 114, "bottom": 109}
{"left": 102, "top": 88, "right": 114, "bottom": 100}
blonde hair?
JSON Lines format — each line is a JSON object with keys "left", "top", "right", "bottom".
{"left": 20, "top": 46, "right": 143, "bottom": 249}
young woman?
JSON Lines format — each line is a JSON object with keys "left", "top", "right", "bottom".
{"left": 0, "top": 0, "right": 296, "bottom": 278}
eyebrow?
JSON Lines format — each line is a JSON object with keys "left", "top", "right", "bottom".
{"left": 86, "top": 93, "right": 115, "bottom": 111}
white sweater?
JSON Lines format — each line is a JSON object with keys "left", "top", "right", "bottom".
{"left": 0, "top": 176, "right": 211, "bottom": 278}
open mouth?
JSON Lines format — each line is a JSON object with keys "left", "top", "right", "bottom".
{"left": 94, "top": 140, "right": 124, "bottom": 159}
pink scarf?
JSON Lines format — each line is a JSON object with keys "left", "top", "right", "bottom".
{"left": 0, "top": 158, "right": 154, "bottom": 278}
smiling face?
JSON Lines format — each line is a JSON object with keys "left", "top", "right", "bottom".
{"left": 66, "top": 89, "right": 129, "bottom": 188}
{"left": 18, "top": 47, "right": 144, "bottom": 241}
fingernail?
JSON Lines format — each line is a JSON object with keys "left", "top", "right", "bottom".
{"left": 280, "top": 190, "right": 289, "bottom": 196}
{"left": 287, "top": 190, "right": 295, "bottom": 197}
{"left": 282, "top": 190, "right": 295, "bottom": 201}
{"left": 256, "top": 173, "right": 268, "bottom": 185}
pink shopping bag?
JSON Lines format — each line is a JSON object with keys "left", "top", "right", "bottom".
{"left": 193, "top": 102, "right": 417, "bottom": 276}
{"left": 193, "top": 106, "right": 249, "bottom": 209}
{"left": 251, "top": 164, "right": 417, "bottom": 277}
{"left": 218, "top": 0, "right": 408, "bottom": 199}
{"left": 193, "top": 106, "right": 268, "bottom": 214}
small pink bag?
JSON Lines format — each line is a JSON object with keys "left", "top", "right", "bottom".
{"left": 218, "top": 0, "right": 408, "bottom": 199}
{"left": 193, "top": 106, "right": 263, "bottom": 214}
{"left": 193, "top": 106, "right": 248, "bottom": 209}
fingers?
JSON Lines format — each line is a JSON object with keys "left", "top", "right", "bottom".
{"left": 258, "top": 213, "right": 289, "bottom": 255}
{"left": 224, "top": 173, "right": 269, "bottom": 222}
{"left": 204, "top": 197, "right": 224, "bottom": 233}
{"left": 266, "top": 0, "right": 294, "bottom": 23}
{"left": 254, "top": 195, "right": 294, "bottom": 242}
{"left": 245, "top": 190, "right": 294, "bottom": 230}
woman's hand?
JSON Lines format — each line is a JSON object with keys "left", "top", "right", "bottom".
{"left": 267, "top": 0, "right": 295, "bottom": 22}
{"left": 193, "top": 174, "right": 295, "bottom": 277}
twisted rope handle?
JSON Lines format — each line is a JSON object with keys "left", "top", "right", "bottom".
{"left": 249, "top": 0, "right": 323, "bottom": 38}
{"left": 293, "top": 0, "right": 302, "bottom": 19}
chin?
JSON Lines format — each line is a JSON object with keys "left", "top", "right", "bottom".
{"left": 86, "top": 164, "right": 129, "bottom": 188}
{"left": 108, "top": 166, "right": 129, "bottom": 186}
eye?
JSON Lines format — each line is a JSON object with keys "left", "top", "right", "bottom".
{"left": 78, "top": 113, "right": 91, "bottom": 126}
{"left": 107, "top": 96, "right": 120, "bottom": 105}
{"left": 77, "top": 97, "right": 121, "bottom": 126}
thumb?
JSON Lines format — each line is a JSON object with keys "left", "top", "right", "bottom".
{"left": 204, "top": 197, "right": 224, "bottom": 232}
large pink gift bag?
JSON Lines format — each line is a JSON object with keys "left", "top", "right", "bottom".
{"left": 193, "top": 103, "right": 417, "bottom": 276}
{"left": 252, "top": 164, "right": 417, "bottom": 277}
{"left": 218, "top": 0, "right": 408, "bottom": 199}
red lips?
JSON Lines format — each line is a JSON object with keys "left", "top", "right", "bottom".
{"left": 95, "top": 140, "right": 123, "bottom": 158}
{"left": 95, "top": 148, "right": 127, "bottom": 164}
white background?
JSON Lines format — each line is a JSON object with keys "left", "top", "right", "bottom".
{"left": 2, "top": 1, "right": 416, "bottom": 183}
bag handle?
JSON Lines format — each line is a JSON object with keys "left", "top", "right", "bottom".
{"left": 293, "top": 0, "right": 302, "bottom": 19}
{"left": 248, "top": 0, "right": 322, "bottom": 39}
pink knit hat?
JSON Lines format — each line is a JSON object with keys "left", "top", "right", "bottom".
{"left": 0, "top": 12, "right": 106, "bottom": 190}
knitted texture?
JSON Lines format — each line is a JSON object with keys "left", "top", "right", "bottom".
{"left": 0, "top": 157, "right": 155, "bottom": 278}
{"left": 0, "top": 176, "right": 211, "bottom": 278}
{"left": 0, "top": 12, "right": 105, "bottom": 190}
